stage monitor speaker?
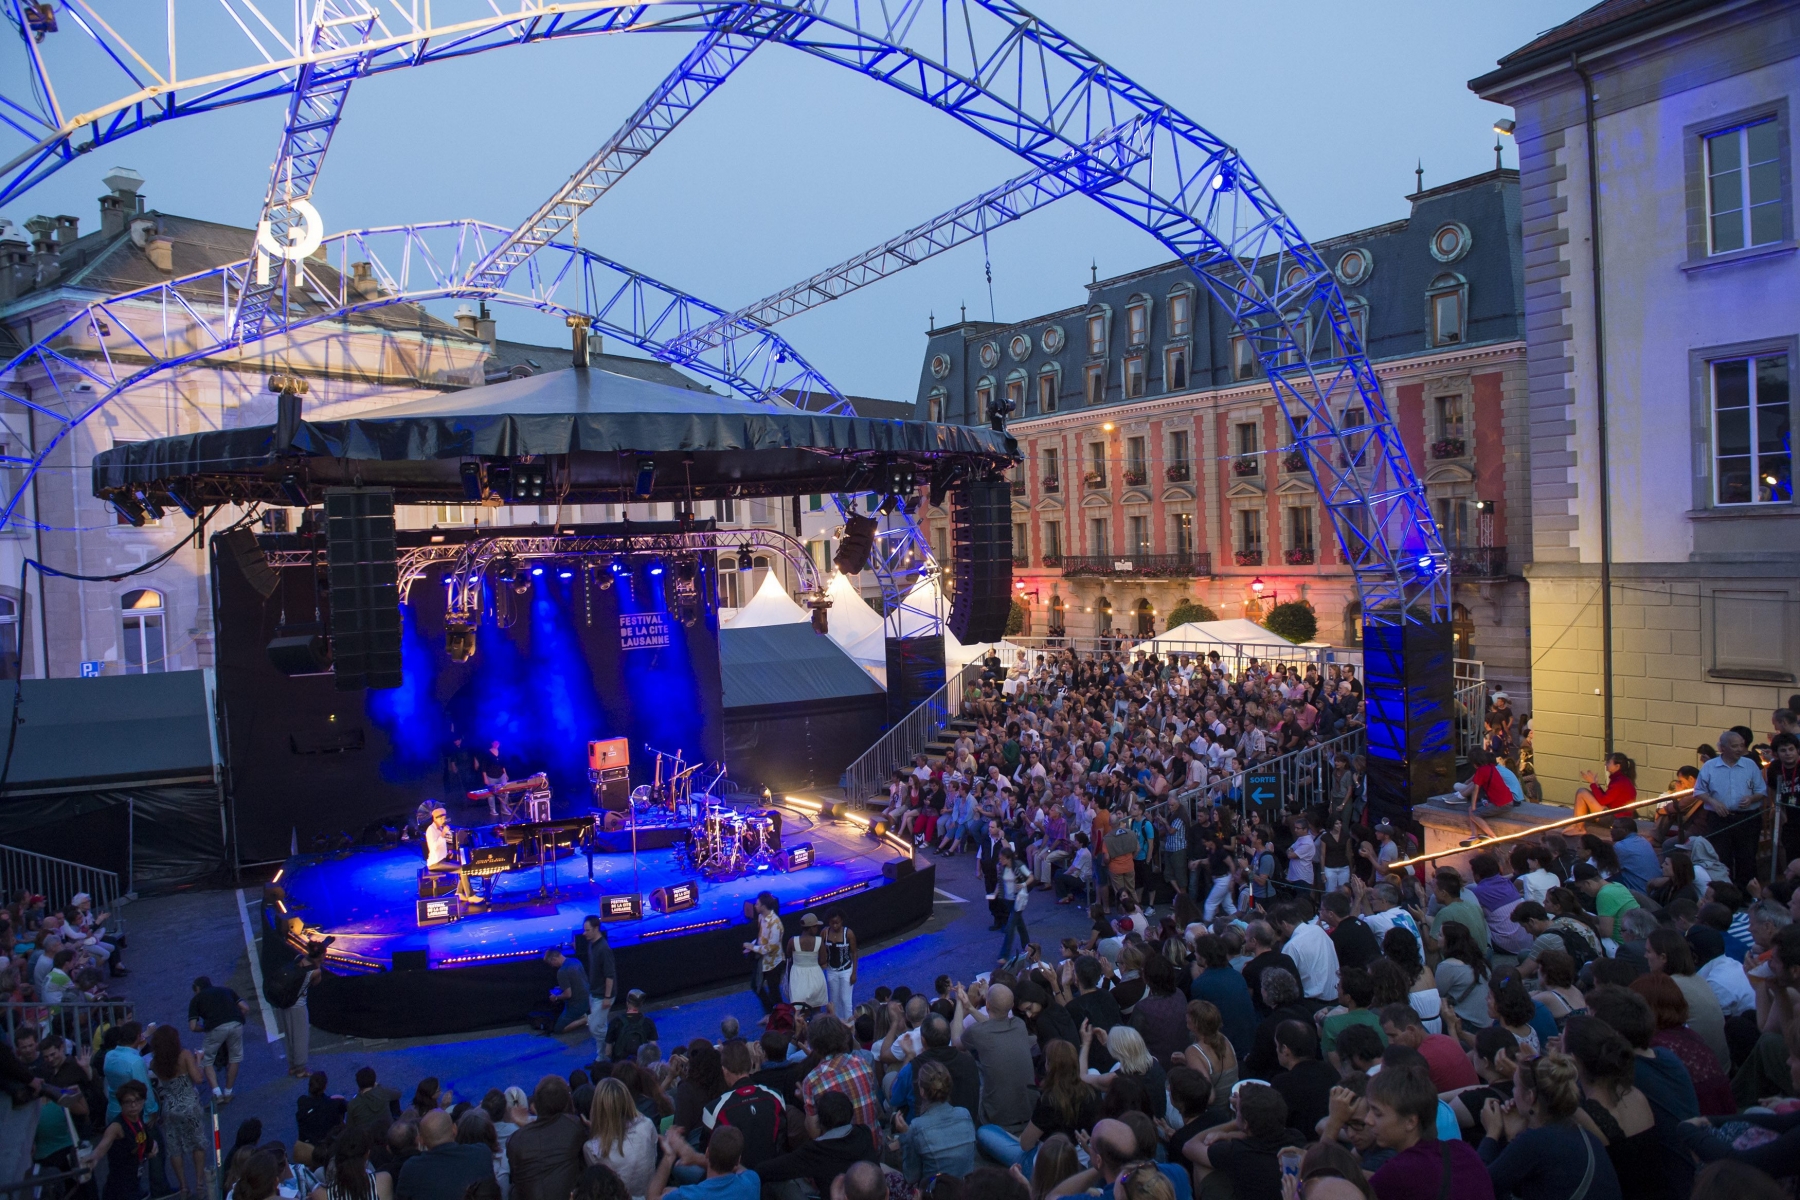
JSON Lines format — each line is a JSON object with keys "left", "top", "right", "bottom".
{"left": 220, "top": 526, "right": 280, "bottom": 599}
{"left": 392, "top": 947, "right": 433, "bottom": 968}
{"left": 947, "top": 480, "right": 1012, "bottom": 644}
{"left": 267, "top": 622, "right": 332, "bottom": 675}
{"left": 779, "top": 843, "right": 814, "bottom": 872}
{"left": 648, "top": 879, "right": 700, "bottom": 914}
{"left": 883, "top": 857, "right": 916, "bottom": 881}
{"left": 599, "top": 893, "right": 642, "bottom": 921}
{"left": 599, "top": 775, "right": 631, "bottom": 811}
{"left": 324, "top": 488, "right": 402, "bottom": 691}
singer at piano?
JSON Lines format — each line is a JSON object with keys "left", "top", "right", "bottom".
{"left": 426, "top": 806, "right": 483, "bottom": 904}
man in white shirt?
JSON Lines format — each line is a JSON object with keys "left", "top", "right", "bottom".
{"left": 1271, "top": 901, "right": 1340, "bottom": 1002}
{"left": 1688, "top": 925, "right": 1756, "bottom": 1017}
{"left": 1358, "top": 882, "right": 1420, "bottom": 942}
{"left": 425, "top": 806, "right": 479, "bottom": 902}
{"left": 1286, "top": 816, "right": 1317, "bottom": 888}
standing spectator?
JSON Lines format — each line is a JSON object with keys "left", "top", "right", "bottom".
{"left": 102, "top": 1023, "right": 158, "bottom": 1125}
{"left": 582, "top": 917, "right": 618, "bottom": 1064}
{"left": 148, "top": 1024, "right": 210, "bottom": 1195}
{"left": 821, "top": 911, "right": 858, "bottom": 1021}
{"left": 397, "top": 1110, "right": 494, "bottom": 1200}
{"left": 267, "top": 941, "right": 326, "bottom": 1078}
{"left": 1271, "top": 900, "right": 1340, "bottom": 1003}
{"left": 742, "top": 895, "right": 785, "bottom": 1014}
{"left": 506, "top": 1076, "right": 586, "bottom": 1200}
{"left": 83, "top": 1078, "right": 151, "bottom": 1200}
{"left": 1694, "top": 730, "right": 1769, "bottom": 886}
{"left": 952, "top": 983, "right": 1034, "bottom": 1134}
{"left": 187, "top": 975, "right": 249, "bottom": 1103}
{"left": 605, "top": 992, "right": 659, "bottom": 1063}
{"left": 996, "top": 849, "right": 1033, "bottom": 963}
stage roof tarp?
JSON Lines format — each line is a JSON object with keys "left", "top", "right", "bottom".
{"left": 0, "top": 669, "right": 218, "bottom": 794}
{"left": 720, "top": 623, "right": 884, "bottom": 710}
{"left": 91, "top": 365, "right": 1015, "bottom": 505}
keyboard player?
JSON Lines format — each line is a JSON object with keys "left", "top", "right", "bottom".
{"left": 425, "top": 805, "right": 484, "bottom": 904}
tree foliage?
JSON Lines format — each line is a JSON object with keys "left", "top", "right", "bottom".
{"left": 1164, "top": 599, "right": 1218, "bottom": 630}
{"left": 1263, "top": 599, "right": 1318, "bottom": 644}
{"left": 1006, "top": 598, "right": 1028, "bottom": 636}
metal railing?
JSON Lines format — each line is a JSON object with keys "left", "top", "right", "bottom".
{"left": 1448, "top": 546, "right": 1508, "bottom": 578}
{"left": 1455, "top": 676, "right": 1489, "bottom": 762}
{"left": 0, "top": 844, "right": 126, "bottom": 921}
{"left": 839, "top": 661, "right": 984, "bottom": 804}
{"left": 1060, "top": 552, "right": 1210, "bottom": 578}
{"left": 0, "top": 998, "right": 136, "bottom": 1048}
{"left": 1171, "top": 727, "right": 1367, "bottom": 818}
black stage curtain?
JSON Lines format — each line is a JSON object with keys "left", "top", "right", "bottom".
{"left": 296, "top": 861, "right": 935, "bottom": 1039}
{"left": 0, "top": 781, "right": 226, "bottom": 893}
{"left": 723, "top": 695, "right": 886, "bottom": 794}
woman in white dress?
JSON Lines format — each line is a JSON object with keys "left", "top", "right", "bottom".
{"left": 787, "top": 911, "right": 830, "bottom": 1010}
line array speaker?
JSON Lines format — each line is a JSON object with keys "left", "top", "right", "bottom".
{"left": 220, "top": 526, "right": 280, "bottom": 599}
{"left": 324, "top": 488, "right": 402, "bottom": 690}
{"left": 946, "top": 480, "right": 1012, "bottom": 644}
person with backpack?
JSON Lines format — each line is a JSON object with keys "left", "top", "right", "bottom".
{"left": 266, "top": 942, "right": 327, "bottom": 1078}
{"left": 1513, "top": 901, "right": 1600, "bottom": 982}
{"left": 699, "top": 1041, "right": 784, "bottom": 1173}
{"left": 604, "top": 992, "right": 658, "bottom": 1063}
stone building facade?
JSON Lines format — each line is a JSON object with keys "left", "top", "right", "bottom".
{"left": 1473, "top": 0, "right": 1800, "bottom": 802}
{"left": 914, "top": 170, "right": 1535, "bottom": 700}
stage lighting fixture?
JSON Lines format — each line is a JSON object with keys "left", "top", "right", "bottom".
{"left": 280, "top": 474, "right": 309, "bottom": 507}
{"left": 558, "top": 566, "right": 574, "bottom": 580}
{"left": 833, "top": 514, "right": 877, "bottom": 575}
{"left": 737, "top": 546, "right": 754, "bottom": 573}
{"left": 879, "top": 494, "right": 899, "bottom": 515}
{"left": 136, "top": 491, "right": 165, "bottom": 522}
{"left": 445, "top": 620, "right": 477, "bottom": 663}
{"left": 647, "top": 559, "right": 665, "bottom": 577}
{"left": 531, "top": 565, "right": 545, "bottom": 578}
{"left": 808, "top": 599, "right": 831, "bottom": 635}
{"left": 868, "top": 817, "right": 889, "bottom": 838}
{"left": 111, "top": 495, "right": 146, "bottom": 526}
{"left": 166, "top": 488, "right": 200, "bottom": 519}
{"left": 635, "top": 458, "right": 656, "bottom": 498}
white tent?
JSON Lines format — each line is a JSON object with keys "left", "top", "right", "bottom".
{"left": 721, "top": 570, "right": 809, "bottom": 628}
{"left": 822, "top": 573, "right": 884, "bottom": 648}
{"left": 1142, "top": 617, "right": 1301, "bottom": 654}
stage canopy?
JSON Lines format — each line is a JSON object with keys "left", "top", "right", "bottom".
{"left": 719, "top": 623, "right": 884, "bottom": 710}
{"left": 1142, "top": 618, "right": 1300, "bottom": 654}
{"left": 723, "top": 572, "right": 809, "bottom": 629}
{"left": 91, "top": 364, "right": 1015, "bottom": 507}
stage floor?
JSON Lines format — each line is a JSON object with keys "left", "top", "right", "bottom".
{"left": 280, "top": 800, "right": 905, "bottom": 972}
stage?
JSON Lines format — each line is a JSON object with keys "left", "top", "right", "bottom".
{"left": 269, "top": 798, "right": 936, "bottom": 1038}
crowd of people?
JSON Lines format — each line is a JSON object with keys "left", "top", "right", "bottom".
{"left": 7, "top": 650, "right": 1800, "bottom": 1200}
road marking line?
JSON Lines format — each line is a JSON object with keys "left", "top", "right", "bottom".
{"left": 934, "top": 888, "right": 969, "bottom": 903}
{"left": 236, "top": 888, "right": 282, "bottom": 1042}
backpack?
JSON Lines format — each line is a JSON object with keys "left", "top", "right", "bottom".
{"left": 1551, "top": 925, "right": 1597, "bottom": 970}
{"left": 264, "top": 961, "right": 306, "bottom": 1010}
{"left": 708, "top": 1084, "right": 784, "bottom": 1168}
{"left": 608, "top": 1012, "right": 655, "bottom": 1062}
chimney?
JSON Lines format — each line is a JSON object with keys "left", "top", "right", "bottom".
{"left": 568, "top": 315, "right": 592, "bottom": 369}
{"left": 0, "top": 236, "right": 31, "bottom": 303}
{"left": 349, "top": 261, "right": 381, "bottom": 300}
{"left": 453, "top": 302, "right": 478, "bottom": 337}
{"left": 24, "top": 216, "right": 58, "bottom": 286}
{"left": 98, "top": 168, "right": 144, "bottom": 238}
{"left": 146, "top": 236, "right": 173, "bottom": 273}
{"left": 474, "top": 302, "right": 496, "bottom": 354}
{"left": 587, "top": 332, "right": 604, "bottom": 360}
{"left": 52, "top": 215, "right": 79, "bottom": 246}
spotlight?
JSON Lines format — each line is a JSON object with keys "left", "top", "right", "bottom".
{"left": 166, "top": 488, "right": 200, "bottom": 519}
{"left": 869, "top": 817, "right": 888, "bottom": 837}
{"left": 558, "top": 566, "right": 574, "bottom": 580}
{"left": 111, "top": 494, "right": 146, "bottom": 526}
{"left": 879, "top": 494, "right": 899, "bottom": 516}
{"left": 737, "top": 546, "right": 754, "bottom": 573}
{"left": 280, "top": 475, "right": 309, "bottom": 507}
{"left": 136, "top": 491, "right": 165, "bottom": 522}
{"left": 1493, "top": 118, "right": 1516, "bottom": 136}
{"left": 497, "top": 557, "right": 518, "bottom": 585}
{"left": 609, "top": 556, "right": 627, "bottom": 575}
{"left": 445, "top": 620, "right": 477, "bottom": 663}
{"left": 809, "top": 599, "right": 831, "bottom": 635}
{"left": 647, "top": 559, "right": 665, "bottom": 577}
{"left": 1417, "top": 555, "right": 1437, "bottom": 574}
{"left": 635, "top": 458, "right": 656, "bottom": 498}
{"left": 531, "top": 565, "right": 546, "bottom": 577}
{"left": 834, "top": 514, "right": 877, "bottom": 575}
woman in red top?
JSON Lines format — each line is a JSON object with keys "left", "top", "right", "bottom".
{"left": 1573, "top": 753, "right": 1638, "bottom": 828}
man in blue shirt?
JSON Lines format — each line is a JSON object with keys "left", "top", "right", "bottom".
{"left": 1696, "top": 730, "right": 1769, "bottom": 886}
{"left": 1610, "top": 817, "right": 1661, "bottom": 894}
{"left": 648, "top": 1125, "right": 759, "bottom": 1200}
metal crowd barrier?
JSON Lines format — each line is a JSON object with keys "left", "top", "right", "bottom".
{"left": 0, "top": 999, "right": 136, "bottom": 1048}
{"left": 0, "top": 844, "right": 127, "bottom": 929}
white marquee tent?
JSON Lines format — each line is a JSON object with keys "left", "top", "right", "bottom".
{"left": 720, "top": 570, "right": 809, "bottom": 628}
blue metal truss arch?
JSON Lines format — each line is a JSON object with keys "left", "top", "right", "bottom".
{"left": 0, "top": 0, "right": 1446, "bottom": 621}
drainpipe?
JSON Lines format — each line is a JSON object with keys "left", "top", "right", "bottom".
{"left": 1573, "top": 53, "right": 1615, "bottom": 753}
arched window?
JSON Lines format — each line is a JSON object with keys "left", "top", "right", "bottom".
{"left": 1096, "top": 596, "right": 1114, "bottom": 636}
{"left": 1343, "top": 600, "right": 1362, "bottom": 648}
{"left": 121, "top": 588, "right": 166, "bottom": 674}
{"left": 0, "top": 595, "right": 17, "bottom": 680}
{"left": 1428, "top": 273, "right": 1467, "bottom": 347}
{"left": 1049, "top": 593, "right": 1067, "bottom": 636}
{"left": 1004, "top": 369, "right": 1028, "bottom": 416}
{"left": 1036, "top": 366, "right": 1061, "bottom": 415}
{"left": 926, "top": 387, "right": 947, "bottom": 423}
{"left": 975, "top": 377, "right": 996, "bottom": 423}
{"left": 1452, "top": 602, "right": 1474, "bottom": 659}
{"left": 1135, "top": 598, "right": 1155, "bottom": 638}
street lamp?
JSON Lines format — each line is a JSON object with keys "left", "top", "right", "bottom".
{"left": 1493, "top": 117, "right": 1515, "bottom": 169}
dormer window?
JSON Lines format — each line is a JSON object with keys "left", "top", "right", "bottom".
{"left": 1428, "top": 273, "right": 1466, "bottom": 347}
{"left": 1087, "top": 313, "right": 1106, "bottom": 356}
{"left": 1169, "top": 290, "right": 1192, "bottom": 338}
{"left": 1126, "top": 301, "right": 1148, "bottom": 346}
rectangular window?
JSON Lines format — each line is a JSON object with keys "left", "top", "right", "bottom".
{"left": 1432, "top": 290, "right": 1464, "bottom": 345}
{"left": 122, "top": 611, "right": 166, "bottom": 674}
{"left": 1170, "top": 430, "right": 1190, "bottom": 468}
{"left": 1038, "top": 372, "right": 1058, "bottom": 413}
{"left": 809, "top": 494, "right": 823, "bottom": 511}
{"left": 976, "top": 383, "right": 994, "bottom": 421}
{"left": 1126, "top": 303, "right": 1148, "bottom": 346}
{"left": 867, "top": 494, "right": 881, "bottom": 512}
{"left": 1089, "top": 442, "right": 1107, "bottom": 485}
{"left": 431, "top": 504, "right": 467, "bottom": 525}
{"left": 1044, "top": 521, "right": 1062, "bottom": 559}
{"left": 1237, "top": 509, "right": 1262, "bottom": 553}
{"left": 1435, "top": 497, "right": 1471, "bottom": 546}
{"left": 714, "top": 498, "right": 736, "bottom": 523}
{"left": 1435, "top": 395, "right": 1466, "bottom": 439}
{"left": 1169, "top": 292, "right": 1192, "bottom": 338}
{"left": 1231, "top": 335, "right": 1257, "bottom": 381}
{"left": 1005, "top": 377, "right": 1026, "bottom": 413}
{"left": 1085, "top": 363, "right": 1105, "bottom": 406}
{"left": 719, "top": 569, "right": 741, "bottom": 609}
{"left": 1165, "top": 345, "right": 1188, "bottom": 391}
{"left": 1712, "top": 353, "right": 1791, "bottom": 504}
{"left": 1089, "top": 517, "right": 1110, "bottom": 557}
{"left": 1235, "top": 421, "right": 1259, "bottom": 457}
{"left": 1287, "top": 505, "right": 1316, "bottom": 552}
{"left": 1043, "top": 447, "right": 1059, "bottom": 484}
{"left": 932, "top": 525, "right": 947, "bottom": 562}
{"left": 1124, "top": 355, "right": 1145, "bottom": 398}
{"left": 1013, "top": 522, "right": 1028, "bottom": 561}
{"left": 1172, "top": 513, "right": 1194, "bottom": 557}
{"left": 1087, "top": 314, "right": 1106, "bottom": 355}
{"left": 1707, "top": 120, "right": 1783, "bottom": 254}
{"left": 1126, "top": 436, "right": 1146, "bottom": 477}
{"left": 1127, "top": 515, "right": 1150, "bottom": 556}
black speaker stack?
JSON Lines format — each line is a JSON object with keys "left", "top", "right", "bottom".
{"left": 947, "top": 479, "right": 1012, "bottom": 644}
{"left": 324, "top": 488, "right": 403, "bottom": 690}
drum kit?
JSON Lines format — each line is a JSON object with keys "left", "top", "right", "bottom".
{"left": 680, "top": 803, "right": 782, "bottom": 878}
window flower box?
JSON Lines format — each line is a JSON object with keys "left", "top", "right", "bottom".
{"left": 1083, "top": 471, "right": 1106, "bottom": 489}
{"left": 1232, "top": 458, "right": 1260, "bottom": 477}
{"left": 1284, "top": 547, "right": 1316, "bottom": 565}
{"left": 1282, "top": 451, "right": 1308, "bottom": 473}
{"left": 1040, "top": 554, "right": 1062, "bottom": 569}
{"left": 1042, "top": 477, "right": 1061, "bottom": 493}
{"left": 1123, "top": 469, "right": 1147, "bottom": 486}
{"left": 1234, "top": 550, "right": 1263, "bottom": 566}
{"left": 1165, "top": 463, "right": 1191, "bottom": 483}
{"left": 1431, "top": 437, "right": 1466, "bottom": 459}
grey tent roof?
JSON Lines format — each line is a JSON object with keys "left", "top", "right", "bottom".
{"left": 0, "top": 670, "right": 218, "bottom": 794}
{"left": 92, "top": 364, "right": 1015, "bottom": 505}
{"left": 720, "top": 623, "right": 884, "bottom": 710}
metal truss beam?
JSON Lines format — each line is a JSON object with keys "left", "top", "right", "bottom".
{"left": 1, "top": 0, "right": 1449, "bottom": 622}
{"left": 467, "top": 5, "right": 772, "bottom": 291}
{"left": 232, "top": 0, "right": 382, "bottom": 344}
{"left": 671, "top": 116, "right": 1153, "bottom": 359}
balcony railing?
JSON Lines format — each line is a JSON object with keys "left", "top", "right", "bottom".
{"left": 1060, "top": 552, "right": 1210, "bottom": 578}
{"left": 1165, "top": 463, "right": 1191, "bottom": 483}
{"left": 1284, "top": 547, "right": 1316, "bottom": 565}
{"left": 1431, "top": 436, "right": 1467, "bottom": 459}
{"left": 1234, "top": 549, "right": 1263, "bottom": 566}
{"left": 1447, "top": 545, "right": 1508, "bottom": 577}
{"left": 1232, "top": 458, "right": 1261, "bottom": 477}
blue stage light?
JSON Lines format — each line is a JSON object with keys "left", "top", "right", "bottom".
{"left": 609, "top": 557, "right": 626, "bottom": 574}
{"left": 558, "top": 567, "right": 574, "bottom": 580}
{"left": 531, "top": 565, "right": 545, "bottom": 577}
{"left": 648, "top": 559, "right": 665, "bottom": 577}
{"left": 1416, "top": 555, "right": 1435, "bottom": 573}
